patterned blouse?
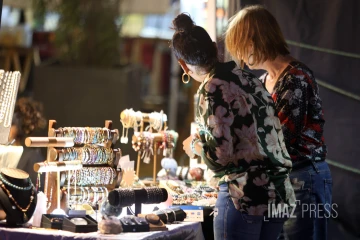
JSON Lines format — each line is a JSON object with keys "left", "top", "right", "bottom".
{"left": 196, "top": 61, "right": 295, "bottom": 215}
{"left": 260, "top": 61, "right": 327, "bottom": 165}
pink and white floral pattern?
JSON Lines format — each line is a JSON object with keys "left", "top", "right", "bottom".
{"left": 207, "top": 105, "right": 234, "bottom": 140}
{"left": 196, "top": 61, "right": 294, "bottom": 215}
{"left": 234, "top": 123, "right": 264, "bottom": 162}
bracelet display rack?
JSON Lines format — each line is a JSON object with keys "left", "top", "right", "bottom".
{"left": 120, "top": 109, "right": 178, "bottom": 185}
{"left": 26, "top": 120, "right": 121, "bottom": 214}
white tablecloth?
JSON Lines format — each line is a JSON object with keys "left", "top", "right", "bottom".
{"left": 0, "top": 221, "right": 205, "bottom": 240}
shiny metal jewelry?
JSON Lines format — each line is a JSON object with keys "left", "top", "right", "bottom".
{"left": 4, "top": 72, "right": 20, "bottom": 127}
{"left": 182, "top": 72, "right": 190, "bottom": 84}
{"left": 248, "top": 53, "right": 254, "bottom": 66}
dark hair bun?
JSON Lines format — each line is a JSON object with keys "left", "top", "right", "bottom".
{"left": 172, "top": 13, "right": 194, "bottom": 32}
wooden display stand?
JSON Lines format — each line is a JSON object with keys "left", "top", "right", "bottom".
{"left": 26, "top": 120, "right": 121, "bottom": 214}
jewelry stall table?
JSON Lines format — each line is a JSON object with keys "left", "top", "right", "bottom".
{"left": 0, "top": 221, "right": 204, "bottom": 240}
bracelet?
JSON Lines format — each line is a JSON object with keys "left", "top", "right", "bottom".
{"left": 190, "top": 138, "right": 201, "bottom": 156}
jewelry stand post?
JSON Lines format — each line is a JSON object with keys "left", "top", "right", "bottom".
{"left": 33, "top": 160, "right": 83, "bottom": 215}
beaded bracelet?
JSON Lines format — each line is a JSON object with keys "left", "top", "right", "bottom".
{"left": 190, "top": 138, "right": 201, "bottom": 156}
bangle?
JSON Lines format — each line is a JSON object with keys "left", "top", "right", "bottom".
{"left": 190, "top": 138, "right": 201, "bottom": 156}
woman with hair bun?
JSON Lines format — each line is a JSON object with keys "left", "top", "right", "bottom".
{"left": 171, "top": 13, "right": 295, "bottom": 239}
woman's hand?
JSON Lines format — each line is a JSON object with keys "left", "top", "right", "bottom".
{"left": 183, "top": 135, "right": 195, "bottom": 158}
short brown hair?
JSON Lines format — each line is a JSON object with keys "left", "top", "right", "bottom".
{"left": 225, "top": 5, "right": 289, "bottom": 66}
{"left": 12, "top": 97, "right": 46, "bottom": 139}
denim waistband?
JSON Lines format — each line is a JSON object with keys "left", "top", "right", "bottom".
{"left": 292, "top": 159, "right": 328, "bottom": 173}
{"left": 218, "top": 183, "right": 228, "bottom": 192}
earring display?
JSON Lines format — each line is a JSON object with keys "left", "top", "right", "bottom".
{"left": 157, "top": 130, "right": 178, "bottom": 157}
{"left": 0, "top": 71, "right": 21, "bottom": 144}
{"left": 120, "top": 109, "right": 142, "bottom": 144}
{"left": 132, "top": 131, "right": 154, "bottom": 163}
{"left": 120, "top": 109, "right": 179, "bottom": 184}
{"left": 120, "top": 109, "right": 168, "bottom": 144}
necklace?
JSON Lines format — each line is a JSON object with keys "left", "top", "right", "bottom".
{"left": 0, "top": 182, "right": 35, "bottom": 222}
{"left": 0, "top": 70, "right": 4, "bottom": 85}
{"left": 0, "top": 174, "right": 33, "bottom": 190}
{"left": 0, "top": 72, "right": 11, "bottom": 123}
{"left": 4, "top": 72, "right": 20, "bottom": 127}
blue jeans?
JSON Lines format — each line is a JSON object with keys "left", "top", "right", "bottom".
{"left": 214, "top": 183, "right": 286, "bottom": 240}
{"left": 279, "top": 161, "right": 333, "bottom": 240}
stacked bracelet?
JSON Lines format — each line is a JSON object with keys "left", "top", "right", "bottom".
{"left": 190, "top": 138, "right": 201, "bottom": 156}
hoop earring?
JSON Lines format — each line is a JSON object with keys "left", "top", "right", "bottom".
{"left": 248, "top": 54, "right": 254, "bottom": 66}
{"left": 240, "top": 60, "right": 245, "bottom": 69}
{"left": 182, "top": 73, "right": 190, "bottom": 84}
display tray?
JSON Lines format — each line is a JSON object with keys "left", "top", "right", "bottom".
{"left": 120, "top": 217, "right": 150, "bottom": 233}
{"left": 40, "top": 214, "right": 65, "bottom": 230}
{"left": 62, "top": 215, "right": 98, "bottom": 233}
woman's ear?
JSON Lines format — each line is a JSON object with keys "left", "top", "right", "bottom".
{"left": 178, "top": 59, "right": 190, "bottom": 73}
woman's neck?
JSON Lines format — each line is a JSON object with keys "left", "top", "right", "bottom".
{"left": 263, "top": 55, "right": 294, "bottom": 80}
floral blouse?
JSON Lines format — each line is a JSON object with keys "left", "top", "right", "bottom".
{"left": 260, "top": 61, "right": 327, "bottom": 165}
{"left": 196, "top": 61, "right": 295, "bottom": 215}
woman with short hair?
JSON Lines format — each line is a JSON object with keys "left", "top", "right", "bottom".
{"left": 225, "top": 5, "right": 332, "bottom": 240}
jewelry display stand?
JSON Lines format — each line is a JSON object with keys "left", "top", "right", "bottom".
{"left": 33, "top": 160, "right": 82, "bottom": 215}
{"left": 107, "top": 188, "right": 168, "bottom": 216}
{"left": 120, "top": 110, "right": 178, "bottom": 185}
{"left": 0, "top": 168, "right": 37, "bottom": 226}
{"left": 131, "top": 132, "right": 178, "bottom": 185}
{"left": 0, "top": 71, "right": 21, "bottom": 144}
{"left": 26, "top": 120, "right": 121, "bottom": 214}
